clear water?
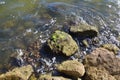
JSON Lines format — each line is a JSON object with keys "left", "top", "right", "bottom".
{"left": 0, "top": 0, "right": 120, "bottom": 70}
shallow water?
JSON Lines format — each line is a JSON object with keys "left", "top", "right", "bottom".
{"left": 0, "top": 0, "right": 120, "bottom": 72}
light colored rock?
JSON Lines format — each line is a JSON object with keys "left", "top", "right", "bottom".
{"left": 0, "top": 65, "right": 33, "bottom": 80}
{"left": 84, "top": 66, "right": 116, "bottom": 80}
{"left": 70, "top": 23, "right": 98, "bottom": 38}
{"left": 83, "top": 48, "right": 120, "bottom": 80}
{"left": 39, "top": 74, "right": 71, "bottom": 80}
{"left": 101, "top": 43, "right": 119, "bottom": 55}
{"left": 47, "top": 30, "right": 78, "bottom": 56}
{"left": 57, "top": 60, "right": 85, "bottom": 78}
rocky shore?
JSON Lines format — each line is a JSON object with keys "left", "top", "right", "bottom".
{"left": 0, "top": 23, "right": 120, "bottom": 80}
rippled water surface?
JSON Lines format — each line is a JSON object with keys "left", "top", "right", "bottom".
{"left": 0, "top": 0, "right": 120, "bottom": 71}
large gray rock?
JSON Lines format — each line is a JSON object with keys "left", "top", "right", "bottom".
{"left": 83, "top": 48, "right": 120, "bottom": 80}
{"left": 56, "top": 60, "right": 85, "bottom": 78}
{"left": 0, "top": 65, "right": 33, "bottom": 80}
{"left": 70, "top": 23, "right": 98, "bottom": 38}
{"left": 47, "top": 30, "right": 78, "bottom": 56}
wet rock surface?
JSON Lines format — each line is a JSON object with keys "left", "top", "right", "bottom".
{"left": 39, "top": 74, "right": 71, "bottom": 80}
{"left": 83, "top": 66, "right": 116, "bottom": 80}
{"left": 70, "top": 23, "right": 98, "bottom": 38}
{"left": 47, "top": 30, "right": 78, "bottom": 56}
{"left": 101, "top": 43, "right": 120, "bottom": 55}
{"left": 83, "top": 48, "right": 120, "bottom": 80}
{"left": 0, "top": 65, "right": 33, "bottom": 80}
{"left": 56, "top": 60, "right": 85, "bottom": 78}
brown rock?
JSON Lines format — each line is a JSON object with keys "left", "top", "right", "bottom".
{"left": 101, "top": 43, "right": 119, "bottom": 55}
{"left": 0, "top": 65, "right": 33, "bottom": 80}
{"left": 39, "top": 74, "right": 70, "bottom": 80}
{"left": 84, "top": 66, "right": 116, "bottom": 80}
{"left": 47, "top": 30, "right": 78, "bottom": 56}
{"left": 56, "top": 60, "right": 85, "bottom": 78}
{"left": 83, "top": 48, "right": 120, "bottom": 80}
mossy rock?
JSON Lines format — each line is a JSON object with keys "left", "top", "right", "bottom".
{"left": 56, "top": 60, "right": 85, "bottom": 78}
{"left": 70, "top": 23, "right": 98, "bottom": 38}
{"left": 101, "top": 44, "right": 119, "bottom": 55}
{"left": 47, "top": 30, "right": 78, "bottom": 56}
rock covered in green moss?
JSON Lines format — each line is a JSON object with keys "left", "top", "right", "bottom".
{"left": 70, "top": 23, "right": 98, "bottom": 38}
{"left": 47, "top": 30, "right": 78, "bottom": 56}
{"left": 101, "top": 44, "right": 119, "bottom": 55}
{"left": 39, "top": 74, "right": 70, "bottom": 80}
{"left": 0, "top": 65, "right": 33, "bottom": 80}
{"left": 56, "top": 60, "right": 85, "bottom": 78}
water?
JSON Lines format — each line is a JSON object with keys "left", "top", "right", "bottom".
{"left": 0, "top": 0, "right": 120, "bottom": 73}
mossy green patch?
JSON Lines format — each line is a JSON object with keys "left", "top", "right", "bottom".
{"left": 47, "top": 30, "right": 78, "bottom": 56}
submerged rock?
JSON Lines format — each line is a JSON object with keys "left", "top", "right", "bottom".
{"left": 83, "top": 48, "right": 120, "bottom": 80}
{"left": 70, "top": 23, "right": 98, "bottom": 38}
{"left": 47, "top": 30, "right": 78, "bottom": 56}
{"left": 56, "top": 60, "right": 85, "bottom": 78}
{"left": 101, "top": 44, "right": 119, "bottom": 55}
{"left": 0, "top": 65, "right": 33, "bottom": 80}
{"left": 82, "top": 39, "right": 89, "bottom": 47}
{"left": 84, "top": 66, "right": 116, "bottom": 80}
{"left": 39, "top": 74, "right": 70, "bottom": 80}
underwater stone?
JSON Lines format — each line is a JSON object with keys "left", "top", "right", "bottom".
{"left": 47, "top": 30, "right": 78, "bottom": 56}
{"left": 70, "top": 23, "right": 99, "bottom": 38}
{"left": 56, "top": 60, "right": 85, "bottom": 78}
{"left": 82, "top": 39, "right": 89, "bottom": 47}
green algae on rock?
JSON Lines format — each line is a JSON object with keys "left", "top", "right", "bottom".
{"left": 47, "top": 30, "right": 78, "bottom": 56}
{"left": 101, "top": 44, "right": 119, "bottom": 55}
{"left": 56, "top": 60, "right": 85, "bottom": 78}
{"left": 0, "top": 65, "right": 33, "bottom": 80}
{"left": 70, "top": 23, "right": 99, "bottom": 38}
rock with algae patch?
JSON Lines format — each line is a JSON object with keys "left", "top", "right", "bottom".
{"left": 47, "top": 30, "right": 78, "bottom": 56}
{"left": 56, "top": 60, "right": 85, "bottom": 78}
{"left": 0, "top": 65, "right": 33, "bottom": 80}
{"left": 70, "top": 23, "right": 98, "bottom": 38}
